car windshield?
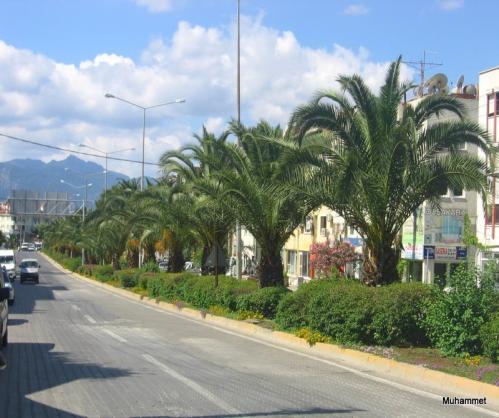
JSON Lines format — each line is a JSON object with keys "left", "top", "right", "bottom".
{"left": 0, "top": 256, "right": 14, "bottom": 263}
{"left": 21, "top": 261, "right": 38, "bottom": 268}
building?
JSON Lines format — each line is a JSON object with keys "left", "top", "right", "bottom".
{"left": 283, "top": 206, "right": 363, "bottom": 287}
{"left": 400, "top": 75, "right": 480, "bottom": 284}
{"left": 476, "top": 66, "right": 499, "bottom": 271}
{"left": 0, "top": 202, "right": 14, "bottom": 238}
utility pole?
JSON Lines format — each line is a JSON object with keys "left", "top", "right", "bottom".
{"left": 235, "top": 0, "right": 243, "bottom": 280}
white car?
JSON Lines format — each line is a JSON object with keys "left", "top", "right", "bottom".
{"left": 0, "top": 249, "right": 16, "bottom": 281}
{"left": 19, "top": 259, "right": 40, "bottom": 284}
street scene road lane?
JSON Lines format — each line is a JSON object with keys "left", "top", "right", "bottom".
{"left": 0, "top": 252, "right": 495, "bottom": 417}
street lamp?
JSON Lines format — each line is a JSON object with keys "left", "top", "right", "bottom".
{"left": 104, "top": 93, "right": 186, "bottom": 191}
{"left": 78, "top": 144, "right": 135, "bottom": 200}
{"left": 60, "top": 179, "right": 93, "bottom": 266}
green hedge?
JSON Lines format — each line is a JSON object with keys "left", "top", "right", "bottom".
{"left": 114, "top": 269, "right": 141, "bottom": 288}
{"left": 275, "top": 279, "right": 434, "bottom": 346}
{"left": 147, "top": 273, "right": 258, "bottom": 310}
{"left": 236, "top": 286, "right": 290, "bottom": 319}
{"left": 480, "top": 313, "right": 499, "bottom": 363}
{"left": 94, "top": 265, "right": 114, "bottom": 282}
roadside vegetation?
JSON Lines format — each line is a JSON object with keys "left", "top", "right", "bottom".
{"left": 40, "top": 59, "right": 497, "bottom": 382}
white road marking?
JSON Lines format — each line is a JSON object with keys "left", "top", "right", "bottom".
{"left": 143, "top": 354, "right": 240, "bottom": 415}
{"left": 43, "top": 255, "right": 499, "bottom": 417}
{"left": 71, "top": 304, "right": 81, "bottom": 311}
{"left": 84, "top": 315, "right": 96, "bottom": 324}
{"left": 101, "top": 328, "right": 127, "bottom": 343}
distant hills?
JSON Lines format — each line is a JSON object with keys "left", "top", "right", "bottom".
{"left": 0, "top": 155, "right": 130, "bottom": 202}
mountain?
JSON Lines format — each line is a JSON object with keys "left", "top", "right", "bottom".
{"left": 0, "top": 155, "right": 130, "bottom": 202}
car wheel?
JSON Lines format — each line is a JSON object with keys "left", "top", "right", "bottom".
{"left": 2, "top": 329, "right": 7, "bottom": 347}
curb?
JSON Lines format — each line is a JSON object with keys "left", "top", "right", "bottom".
{"left": 41, "top": 254, "right": 499, "bottom": 409}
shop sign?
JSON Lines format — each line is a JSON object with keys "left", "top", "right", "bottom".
{"left": 456, "top": 246, "right": 468, "bottom": 260}
{"left": 434, "top": 246, "right": 457, "bottom": 260}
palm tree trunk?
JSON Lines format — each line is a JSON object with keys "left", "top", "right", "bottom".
{"left": 169, "top": 241, "right": 185, "bottom": 273}
{"left": 257, "top": 251, "right": 284, "bottom": 288}
{"left": 363, "top": 244, "right": 399, "bottom": 285}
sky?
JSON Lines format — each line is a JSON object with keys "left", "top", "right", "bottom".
{"left": 0, "top": 0, "right": 497, "bottom": 179}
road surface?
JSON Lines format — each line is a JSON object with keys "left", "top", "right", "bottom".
{"left": 0, "top": 252, "right": 495, "bottom": 417}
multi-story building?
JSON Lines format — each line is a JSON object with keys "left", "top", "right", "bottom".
{"left": 476, "top": 66, "right": 499, "bottom": 270}
{"left": 283, "top": 206, "right": 363, "bottom": 287}
{"left": 0, "top": 202, "right": 14, "bottom": 238}
{"left": 401, "top": 76, "right": 480, "bottom": 284}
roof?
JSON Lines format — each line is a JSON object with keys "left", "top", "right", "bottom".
{"left": 20, "top": 258, "right": 38, "bottom": 263}
{"left": 480, "top": 65, "right": 499, "bottom": 75}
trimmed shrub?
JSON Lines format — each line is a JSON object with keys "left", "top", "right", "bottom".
{"left": 480, "top": 313, "right": 499, "bottom": 363}
{"left": 275, "top": 279, "right": 337, "bottom": 330}
{"left": 114, "top": 269, "right": 138, "bottom": 288}
{"left": 307, "top": 280, "right": 372, "bottom": 345}
{"left": 143, "top": 261, "right": 159, "bottom": 273}
{"left": 423, "top": 264, "right": 496, "bottom": 357}
{"left": 370, "top": 283, "right": 433, "bottom": 346}
{"left": 65, "top": 258, "right": 81, "bottom": 272}
{"left": 236, "top": 286, "right": 289, "bottom": 318}
{"left": 94, "top": 265, "right": 114, "bottom": 282}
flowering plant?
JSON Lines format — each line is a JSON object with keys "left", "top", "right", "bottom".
{"left": 309, "top": 239, "right": 356, "bottom": 278}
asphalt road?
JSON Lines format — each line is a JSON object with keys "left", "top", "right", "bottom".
{"left": 0, "top": 251, "right": 496, "bottom": 418}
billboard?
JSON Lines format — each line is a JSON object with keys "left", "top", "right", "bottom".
{"left": 424, "top": 208, "right": 465, "bottom": 245}
{"left": 401, "top": 208, "right": 424, "bottom": 260}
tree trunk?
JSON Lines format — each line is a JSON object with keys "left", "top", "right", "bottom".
{"left": 111, "top": 253, "right": 120, "bottom": 270}
{"left": 126, "top": 248, "right": 139, "bottom": 268}
{"left": 257, "top": 252, "right": 284, "bottom": 288}
{"left": 362, "top": 244, "right": 399, "bottom": 285}
{"left": 201, "top": 243, "right": 210, "bottom": 275}
{"left": 169, "top": 242, "right": 185, "bottom": 273}
{"left": 143, "top": 242, "right": 156, "bottom": 264}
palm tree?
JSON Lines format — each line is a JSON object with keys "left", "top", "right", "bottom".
{"left": 160, "top": 128, "right": 235, "bottom": 274}
{"left": 287, "top": 57, "right": 492, "bottom": 285}
{"left": 204, "top": 120, "right": 316, "bottom": 287}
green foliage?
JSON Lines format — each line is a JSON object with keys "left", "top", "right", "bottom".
{"left": 423, "top": 264, "right": 496, "bottom": 357}
{"left": 275, "top": 279, "right": 335, "bottom": 330}
{"left": 370, "top": 283, "right": 433, "bottom": 346}
{"left": 114, "top": 269, "right": 139, "bottom": 288}
{"left": 147, "top": 273, "right": 258, "bottom": 310}
{"left": 307, "top": 281, "right": 372, "bottom": 345}
{"left": 142, "top": 261, "right": 159, "bottom": 273}
{"left": 294, "top": 328, "right": 332, "bottom": 346}
{"left": 65, "top": 258, "right": 81, "bottom": 272}
{"left": 480, "top": 313, "right": 499, "bottom": 363}
{"left": 235, "top": 310, "right": 265, "bottom": 321}
{"left": 236, "top": 286, "right": 289, "bottom": 319}
{"left": 94, "top": 265, "right": 114, "bottom": 282}
{"left": 276, "top": 279, "right": 434, "bottom": 347}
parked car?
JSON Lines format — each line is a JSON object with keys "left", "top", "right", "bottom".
{"left": 20, "top": 243, "right": 29, "bottom": 251}
{"left": 19, "top": 259, "right": 40, "bottom": 284}
{"left": 0, "top": 267, "right": 9, "bottom": 352}
{"left": 27, "top": 243, "right": 36, "bottom": 252}
{"left": 34, "top": 242, "right": 42, "bottom": 251}
{"left": 2, "top": 269, "right": 14, "bottom": 306}
{"left": 0, "top": 249, "right": 16, "bottom": 281}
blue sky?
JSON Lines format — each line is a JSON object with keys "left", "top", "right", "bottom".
{"left": 0, "top": 0, "right": 496, "bottom": 177}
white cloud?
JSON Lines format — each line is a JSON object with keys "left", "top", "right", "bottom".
{"left": 134, "top": 0, "right": 173, "bottom": 13}
{"left": 0, "top": 17, "right": 413, "bottom": 179}
{"left": 343, "top": 4, "right": 369, "bottom": 15}
{"left": 437, "top": 0, "right": 464, "bottom": 11}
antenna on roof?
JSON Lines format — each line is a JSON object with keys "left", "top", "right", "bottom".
{"left": 456, "top": 75, "right": 464, "bottom": 93}
{"left": 403, "top": 50, "right": 442, "bottom": 96}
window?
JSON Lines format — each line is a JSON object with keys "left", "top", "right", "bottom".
{"left": 486, "top": 204, "right": 499, "bottom": 225}
{"left": 487, "top": 92, "right": 499, "bottom": 117}
{"left": 304, "top": 216, "right": 313, "bottom": 233}
{"left": 300, "top": 251, "right": 310, "bottom": 277}
{"left": 320, "top": 216, "right": 327, "bottom": 235}
{"left": 287, "top": 250, "right": 296, "bottom": 274}
{"left": 452, "top": 186, "right": 464, "bottom": 198}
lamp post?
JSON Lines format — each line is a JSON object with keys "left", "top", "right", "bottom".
{"left": 235, "top": 0, "right": 242, "bottom": 280}
{"left": 60, "top": 179, "right": 93, "bottom": 266}
{"left": 104, "top": 93, "right": 185, "bottom": 191}
{"left": 78, "top": 144, "right": 135, "bottom": 200}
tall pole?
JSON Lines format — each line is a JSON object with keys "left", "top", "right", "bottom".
{"left": 142, "top": 108, "right": 146, "bottom": 192}
{"left": 82, "top": 181, "right": 87, "bottom": 267}
{"left": 105, "top": 154, "right": 108, "bottom": 201}
{"left": 412, "top": 209, "right": 417, "bottom": 281}
{"left": 236, "top": 0, "right": 243, "bottom": 280}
